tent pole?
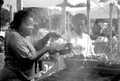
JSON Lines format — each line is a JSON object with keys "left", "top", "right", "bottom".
{"left": 109, "top": 3, "right": 113, "bottom": 53}
{"left": 86, "top": 0, "right": 90, "bottom": 57}
{"left": 48, "top": 8, "right": 53, "bottom": 47}
{"left": 10, "top": 5, "right": 14, "bottom": 23}
{"left": 48, "top": 9, "right": 52, "bottom": 32}
{"left": 61, "top": 0, "right": 67, "bottom": 34}
{"left": 17, "top": 0, "right": 23, "bottom": 11}
{"left": 87, "top": 0, "right": 90, "bottom": 35}
{"left": 117, "top": 6, "right": 120, "bottom": 51}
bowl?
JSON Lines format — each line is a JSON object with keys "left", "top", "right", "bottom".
{"left": 64, "top": 57, "right": 85, "bottom": 70}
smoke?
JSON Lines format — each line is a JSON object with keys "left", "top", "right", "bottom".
{"left": 62, "top": 57, "right": 98, "bottom": 81}
{"left": 56, "top": 67, "right": 101, "bottom": 81}
{"left": 39, "top": 55, "right": 112, "bottom": 81}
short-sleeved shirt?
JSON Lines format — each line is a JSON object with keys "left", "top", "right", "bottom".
{"left": 4, "top": 29, "right": 37, "bottom": 80}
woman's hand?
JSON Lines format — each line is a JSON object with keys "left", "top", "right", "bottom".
{"left": 48, "top": 49, "right": 58, "bottom": 55}
{"left": 46, "top": 46, "right": 58, "bottom": 55}
{"left": 65, "top": 43, "right": 73, "bottom": 49}
{"left": 48, "top": 32, "right": 60, "bottom": 39}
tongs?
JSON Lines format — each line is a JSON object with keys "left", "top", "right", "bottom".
{"left": 59, "top": 36, "right": 76, "bottom": 55}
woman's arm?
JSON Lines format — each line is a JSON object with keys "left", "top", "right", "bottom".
{"left": 29, "top": 47, "right": 48, "bottom": 61}
{"left": 35, "top": 34, "right": 50, "bottom": 50}
{"left": 35, "top": 32, "right": 60, "bottom": 50}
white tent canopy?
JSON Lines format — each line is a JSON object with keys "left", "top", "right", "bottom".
{"left": 3, "top": 0, "right": 118, "bottom": 19}
{"left": 3, "top": 0, "right": 64, "bottom": 7}
{"left": 3, "top": 0, "right": 101, "bottom": 10}
{"left": 48, "top": 0, "right": 119, "bottom": 19}
{"left": 48, "top": 4, "right": 119, "bottom": 19}
{"left": 69, "top": 2, "right": 119, "bottom": 18}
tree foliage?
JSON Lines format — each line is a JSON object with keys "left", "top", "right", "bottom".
{"left": 24, "top": 7, "right": 62, "bottom": 30}
{"left": 0, "top": 8, "right": 10, "bottom": 27}
{"left": 24, "top": 7, "right": 49, "bottom": 28}
{"left": 50, "top": 14, "right": 62, "bottom": 30}
{"left": 118, "top": 1, "right": 120, "bottom": 5}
